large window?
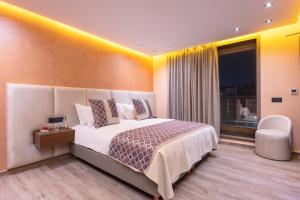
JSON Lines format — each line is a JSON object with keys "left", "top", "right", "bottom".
{"left": 218, "top": 39, "right": 257, "bottom": 139}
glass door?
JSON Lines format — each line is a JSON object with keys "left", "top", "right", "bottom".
{"left": 218, "top": 40, "right": 257, "bottom": 139}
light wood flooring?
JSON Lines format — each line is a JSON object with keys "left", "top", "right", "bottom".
{"left": 0, "top": 144, "right": 299, "bottom": 200}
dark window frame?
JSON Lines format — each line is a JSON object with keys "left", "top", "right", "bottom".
{"left": 218, "top": 39, "right": 258, "bottom": 139}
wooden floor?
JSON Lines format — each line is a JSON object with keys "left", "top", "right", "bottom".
{"left": 1, "top": 144, "right": 300, "bottom": 200}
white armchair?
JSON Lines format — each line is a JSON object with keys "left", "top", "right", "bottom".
{"left": 255, "top": 115, "right": 292, "bottom": 161}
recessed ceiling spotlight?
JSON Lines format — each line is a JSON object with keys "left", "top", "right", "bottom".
{"left": 265, "top": 19, "right": 273, "bottom": 23}
{"left": 138, "top": 43, "right": 143, "bottom": 47}
{"left": 167, "top": 45, "right": 173, "bottom": 49}
{"left": 264, "top": 1, "right": 274, "bottom": 8}
{"left": 234, "top": 27, "right": 240, "bottom": 32}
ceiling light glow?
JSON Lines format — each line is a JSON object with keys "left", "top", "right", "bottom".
{"left": 234, "top": 27, "right": 240, "bottom": 32}
{"left": 264, "top": 1, "right": 274, "bottom": 8}
{"left": 265, "top": 19, "right": 273, "bottom": 23}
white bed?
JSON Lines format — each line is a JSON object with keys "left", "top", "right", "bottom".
{"left": 73, "top": 118, "right": 218, "bottom": 199}
{"left": 6, "top": 83, "right": 218, "bottom": 200}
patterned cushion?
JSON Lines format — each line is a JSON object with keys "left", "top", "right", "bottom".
{"left": 145, "top": 100, "right": 153, "bottom": 118}
{"left": 132, "top": 99, "right": 146, "bottom": 115}
{"left": 88, "top": 98, "right": 120, "bottom": 128}
{"left": 105, "top": 98, "right": 120, "bottom": 125}
{"left": 132, "top": 99, "right": 153, "bottom": 120}
{"left": 88, "top": 99, "right": 107, "bottom": 128}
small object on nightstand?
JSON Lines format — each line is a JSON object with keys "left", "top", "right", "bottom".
{"left": 40, "top": 126, "right": 49, "bottom": 133}
{"left": 48, "top": 115, "right": 66, "bottom": 129}
{"left": 33, "top": 128, "right": 75, "bottom": 150}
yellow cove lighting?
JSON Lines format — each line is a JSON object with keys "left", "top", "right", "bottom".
{"left": 0, "top": 0, "right": 151, "bottom": 58}
{"left": 1, "top": 0, "right": 300, "bottom": 59}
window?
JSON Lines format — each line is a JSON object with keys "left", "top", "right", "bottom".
{"left": 218, "top": 39, "right": 257, "bottom": 139}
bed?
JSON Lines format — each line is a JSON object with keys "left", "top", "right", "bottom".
{"left": 71, "top": 118, "right": 218, "bottom": 200}
{"left": 6, "top": 83, "right": 218, "bottom": 200}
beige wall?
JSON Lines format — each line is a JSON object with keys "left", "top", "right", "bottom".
{"left": 0, "top": 9, "right": 153, "bottom": 171}
{"left": 260, "top": 23, "right": 300, "bottom": 152}
{"left": 153, "top": 55, "right": 168, "bottom": 118}
{"left": 153, "top": 22, "right": 300, "bottom": 152}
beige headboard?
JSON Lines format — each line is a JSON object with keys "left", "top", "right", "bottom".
{"left": 6, "top": 83, "right": 155, "bottom": 169}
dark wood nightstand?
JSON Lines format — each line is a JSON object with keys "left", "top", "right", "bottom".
{"left": 33, "top": 128, "right": 75, "bottom": 150}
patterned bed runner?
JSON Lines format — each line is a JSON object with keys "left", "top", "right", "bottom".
{"left": 109, "top": 120, "right": 209, "bottom": 172}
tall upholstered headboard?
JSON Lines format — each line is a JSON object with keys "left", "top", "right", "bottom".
{"left": 6, "top": 83, "right": 156, "bottom": 169}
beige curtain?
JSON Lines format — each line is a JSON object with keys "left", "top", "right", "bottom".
{"left": 167, "top": 43, "right": 220, "bottom": 136}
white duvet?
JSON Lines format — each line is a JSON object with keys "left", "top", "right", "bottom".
{"left": 73, "top": 118, "right": 218, "bottom": 200}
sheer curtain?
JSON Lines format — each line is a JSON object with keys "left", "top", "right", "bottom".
{"left": 168, "top": 43, "right": 220, "bottom": 136}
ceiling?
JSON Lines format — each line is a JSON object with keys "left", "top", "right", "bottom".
{"left": 4, "top": 0, "right": 300, "bottom": 55}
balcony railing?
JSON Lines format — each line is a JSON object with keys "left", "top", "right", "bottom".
{"left": 220, "top": 96, "right": 257, "bottom": 129}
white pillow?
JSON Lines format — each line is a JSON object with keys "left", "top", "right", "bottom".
{"left": 75, "top": 103, "right": 94, "bottom": 126}
{"left": 116, "top": 103, "right": 126, "bottom": 119}
{"left": 75, "top": 103, "right": 87, "bottom": 125}
{"left": 122, "top": 104, "right": 136, "bottom": 119}
{"left": 82, "top": 106, "right": 94, "bottom": 127}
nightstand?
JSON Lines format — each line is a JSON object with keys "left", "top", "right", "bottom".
{"left": 33, "top": 128, "right": 75, "bottom": 150}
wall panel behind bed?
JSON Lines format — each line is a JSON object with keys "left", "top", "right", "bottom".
{"left": 6, "top": 84, "right": 54, "bottom": 169}
{"left": 87, "top": 89, "right": 111, "bottom": 101}
{"left": 53, "top": 87, "right": 87, "bottom": 156}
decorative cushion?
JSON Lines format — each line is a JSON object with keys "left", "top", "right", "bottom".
{"left": 88, "top": 98, "right": 120, "bottom": 128}
{"left": 132, "top": 99, "right": 153, "bottom": 120}
{"left": 108, "top": 98, "right": 119, "bottom": 118}
{"left": 145, "top": 100, "right": 153, "bottom": 118}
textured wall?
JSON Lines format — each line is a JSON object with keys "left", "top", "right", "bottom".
{"left": 0, "top": 10, "right": 153, "bottom": 171}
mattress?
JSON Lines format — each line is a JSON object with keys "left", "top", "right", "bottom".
{"left": 73, "top": 118, "right": 218, "bottom": 199}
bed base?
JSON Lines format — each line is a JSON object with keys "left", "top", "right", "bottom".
{"left": 70, "top": 144, "right": 210, "bottom": 200}
{"left": 70, "top": 144, "right": 160, "bottom": 199}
